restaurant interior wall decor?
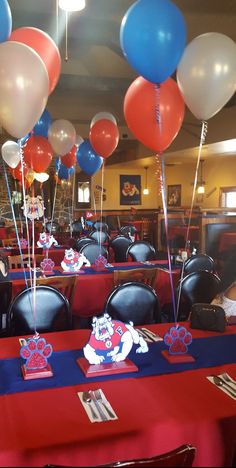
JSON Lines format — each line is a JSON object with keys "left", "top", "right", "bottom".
{"left": 120, "top": 174, "right": 141, "bottom": 206}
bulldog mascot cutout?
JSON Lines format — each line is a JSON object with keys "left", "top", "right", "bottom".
{"left": 61, "top": 248, "right": 90, "bottom": 272}
{"left": 83, "top": 313, "right": 148, "bottom": 365}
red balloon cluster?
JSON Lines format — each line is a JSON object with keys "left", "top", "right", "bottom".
{"left": 89, "top": 114, "right": 119, "bottom": 159}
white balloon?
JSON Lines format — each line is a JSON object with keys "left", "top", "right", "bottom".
{"left": 48, "top": 119, "right": 76, "bottom": 155}
{"left": 34, "top": 172, "right": 49, "bottom": 182}
{"left": 1, "top": 140, "right": 21, "bottom": 168}
{"left": 90, "top": 112, "right": 117, "bottom": 128}
{"left": 75, "top": 134, "right": 84, "bottom": 148}
{"left": 0, "top": 41, "right": 49, "bottom": 138}
{"left": 177, "top": 33, "right": 236, "bottom": 121}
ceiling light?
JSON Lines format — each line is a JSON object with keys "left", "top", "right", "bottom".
{"left": 143, "top": 166, "right": 149, "bottom": 196}
{"left": 59, "top": 0, "right": 86, "bottom": 12}
{"left": 197, "top": 185, "right": 205, "bottom": 194}
{"left": 197, "top": 159, "right": 205, "bottom": 195}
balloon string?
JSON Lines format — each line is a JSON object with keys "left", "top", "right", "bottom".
{"left": 56, "top": 0, "right": 59, "bottom": 45}
{"left": 70, "top": 170, "right": 76, "bottom": 237}
{"left": 3, "top": 162, "right": 28, "bottom": 289}
{"left": 65, "top": 10, "right": 68, "bottom": 61}
{"left": 19, "top": 145, "right": 33, "bottom": 287}
{"left": 176, "top": 120, "right": 208, "bottom": 319}
{"left": 157, "top": 153, "right": 177, "bottom": 324}
{"left": 99, "top": 161, "right": 105, "bottom": 250}
{"left": 155, "top": 83, "right": 162, "bottom": 131}
{"left": 31, "top": 183, "right": 37, "bottom": 336}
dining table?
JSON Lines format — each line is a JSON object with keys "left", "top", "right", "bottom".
{"left": 8, "top": 260, "right": 181, "bottom": 324}
{"left": 0, "top": 322, "right": 236, "bottom": 467}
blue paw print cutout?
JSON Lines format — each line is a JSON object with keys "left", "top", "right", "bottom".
{"left": 164, "top": 325, "right": 192, "bottom": 354}
{"left": 20, "top": 337, "right": 53, "bottom": 370}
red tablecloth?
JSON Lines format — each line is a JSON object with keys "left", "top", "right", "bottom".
{"left": 10, "top": 262, "right": 180, "bottom": 319}
{"left": 218, "top": 232, "right": 236, "bottom": 253}
{"left": 0, "top": 323, "right": 236, "bottom": 466}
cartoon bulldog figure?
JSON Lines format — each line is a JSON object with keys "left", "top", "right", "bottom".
{"left": 61, "top": 248, "right": 90, "bottom": 272}
{"left": 22, "top": 195, "right": 45, "bottom": 220}
{"left": 37, "top": 232, "right": 58, "bottom": 249}
{"left": 83, "top": 313, "right": 148, "bottom": 365}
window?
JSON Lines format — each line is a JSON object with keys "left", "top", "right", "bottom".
{"left": 74, "top": 172, "right": 91, "bottom": 209}
{"left": 220, "top": 186, "right": 236, "bottom": 212}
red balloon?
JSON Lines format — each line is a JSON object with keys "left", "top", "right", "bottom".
{"left": 23, "top": 136, "right": 53, "bottom": 173}
{"left": 9, "top": 27, "right": 61, "bottom": 95}
{"left": 61, "top": 145, "right": 77, "bottom": 168}
{"left": 89, "top": 119, "right": 119, "bottom": 158}
{"left": 124, "top": 76, "right": 185, "bottom": 153}
{"left": 10, "top": 162, "right": 29, "bottom": 181}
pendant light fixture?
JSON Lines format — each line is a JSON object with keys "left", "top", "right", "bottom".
{"left": 143, "top": 166, "right": 149, "bottom": 195}
{"left": 59, "top": 0, "right": 86, "bottom": 12}
{"left": 197, "top": 159, "right": 205, "bottom": 194}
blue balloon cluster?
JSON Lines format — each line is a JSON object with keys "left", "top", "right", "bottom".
{"left": 56, "top": 158, "right": 75, "bottom": 180}
{"left": 33, "top": 109, "right": 52, "bottom": 137}
{"left": 0, "top": 0, "right": 12, "bottom": 43}
{"left": 120, "top": 0, "right": 186, "bottom": 84}
{"left": 76, "top": 139, "right": 103, "bottom": 176}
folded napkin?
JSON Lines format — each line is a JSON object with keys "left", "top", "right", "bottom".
{"left": 207, "top": 374, "right": 236, "bottom": 400}
{"left": 78, "top": 388, "right": 118, "bottom": 423}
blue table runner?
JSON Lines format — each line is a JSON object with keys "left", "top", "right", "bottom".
{"left": 1, "top": 333, "right": 236, "bottom": 395}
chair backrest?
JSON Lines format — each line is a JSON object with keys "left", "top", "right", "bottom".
{"left": 93, "top": 221, "right": 109, "bottom": 232}
{"left": 8, "top": 254, "right": 45, "bottom": 269}
{"left": 177, "top": 270, "right": 222, "bottom": 320}
{"left": 119, "top": 225, "right": 137, "bottom": 237}
{"left": 7, "top": 285, "right": 72, "bottom": 335}
{"left": 110, "top": 235, "right": 132, "bottom": 262}
{"left": 89, "top": 230, "right": 109, "bottom": 244}
{"left": 126, "top": 241, "right": 156, "bottom": 262}
{"left": 75, "top": 237, "right": 97, "bottom": 252}
{"left": 104, "top": 281, "right": 161, "bottom": 325}
{"left": 0, "top": 281, "right": 12, "bottom": 331}
{"left": 80, "top": 243, "right": 108, "bottom": 265}
{"left": 45, "top": 221, "right": 59, "bottom": 234}
{"left": 183, "top": 254, "right": 215, "bottom": 275}
{"left": 102, "top": 444, "right": 196, "bottom": 467}
{"left": 113, "top": 267, "right": 158, "bottom": 289}
{"left": 1, "top": 238, "right": 18, "bottom": 247}
{"left": 27, "top": 275, "right": 76, "bottom": 306}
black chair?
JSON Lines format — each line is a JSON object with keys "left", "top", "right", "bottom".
{"left": 72, "top": 220, "right": 83, "bottom": 237}
{"left": 7, "top": 285, "right": 72, "bottom": 336}
{"left": 75, "top": 237, "right": 97, "bottom": 252}
{"left": 126, "top": 241, "right": 156, "bottom": 262}
{"left": 176, "top": 270, "right": 222, "bottom": 321}
{"left": 93, "top": 221, "right": 109, "bottom": 232}
{"left": 104, "top": 281, "right": 161, "bottom": 325}
{"left": 110, "top": 235, "right": 132, "bottom": 262}
{"left": 45, "top": 221, "right": 59, "bottom": 234}
{"left": 183, "top": 254, "right": 215, "bottom": 275}
{"left": 0, "top": 281, "right": 12, "bottom": 335}
{"left": 89, "top": 230, "right": 110, "bottom": 244}
{"left": 119, "top": 225, "right": 137, "bottom": 238}
{"left": 79, "top": 243, "right": 108, "bottom": 265}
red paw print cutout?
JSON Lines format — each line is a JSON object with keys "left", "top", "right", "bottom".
{"left": 20, "top": 337, "right": 53, "bottom": 370}
{"left": 40, "top": 258, "right": 55, "bottom": 273}
{"left": 95, "top": 254, "right": 107, "bottom": 271}
{"left": 164, "top": 325, "right": 192, "bottom": 355}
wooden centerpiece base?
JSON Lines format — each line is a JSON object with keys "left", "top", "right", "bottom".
{"left": 77, "top": 357, "right": 138, "bottom": 377}
{"left": 21, "top": 363, "right": 53, "bottom": 380}
{"left": 161, "top": 349, "right": 195, "bottom": 363}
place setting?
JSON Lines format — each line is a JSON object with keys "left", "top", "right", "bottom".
{"left": 207, "top": 372, "right": 236, "bottom": 399}
{"left": 78, "top": 388, "right": 118, "bottom": 423}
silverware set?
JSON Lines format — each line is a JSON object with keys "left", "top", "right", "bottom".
{"left": 209, "top": 372, "right": 236, "bottom": 398}
{"left": 80, "top": 389, "right": 116, "bottom": 422}
{"left": 138, "top": 328, "right": 163, "bottom": 342}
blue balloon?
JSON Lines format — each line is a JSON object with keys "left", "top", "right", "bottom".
{"left": 33, "top": 109, "right": 52, "bottom": 137}
{"left": 0, "top": 0, "right": 12, "bottom": 43}
{"left": 76, "top": 139, "right": 103, "bottom": 176}
{"left": 17, "top": 132, "right": 31, "bottom": 147}
{"left": 56, "top": 158, "right": 75, "bottom": 180}
{"left": 120, "top": 0, "right": 186, "bottom": 83}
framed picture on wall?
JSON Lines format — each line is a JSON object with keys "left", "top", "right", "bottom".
{"left": 120, "top": 175, "right": 141, "bottom": 205}
{"left": 167, "top": 184, "right": 181, "bottom": 207}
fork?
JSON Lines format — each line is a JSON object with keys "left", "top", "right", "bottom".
{"left": 94, "top": 389, "right": 116, "bottom": 419}
{"left": 222, "top": 373, "right": 236, "bottom": 389}
{"left": 90, "top": 390, "right": 108, "bottom": 421}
